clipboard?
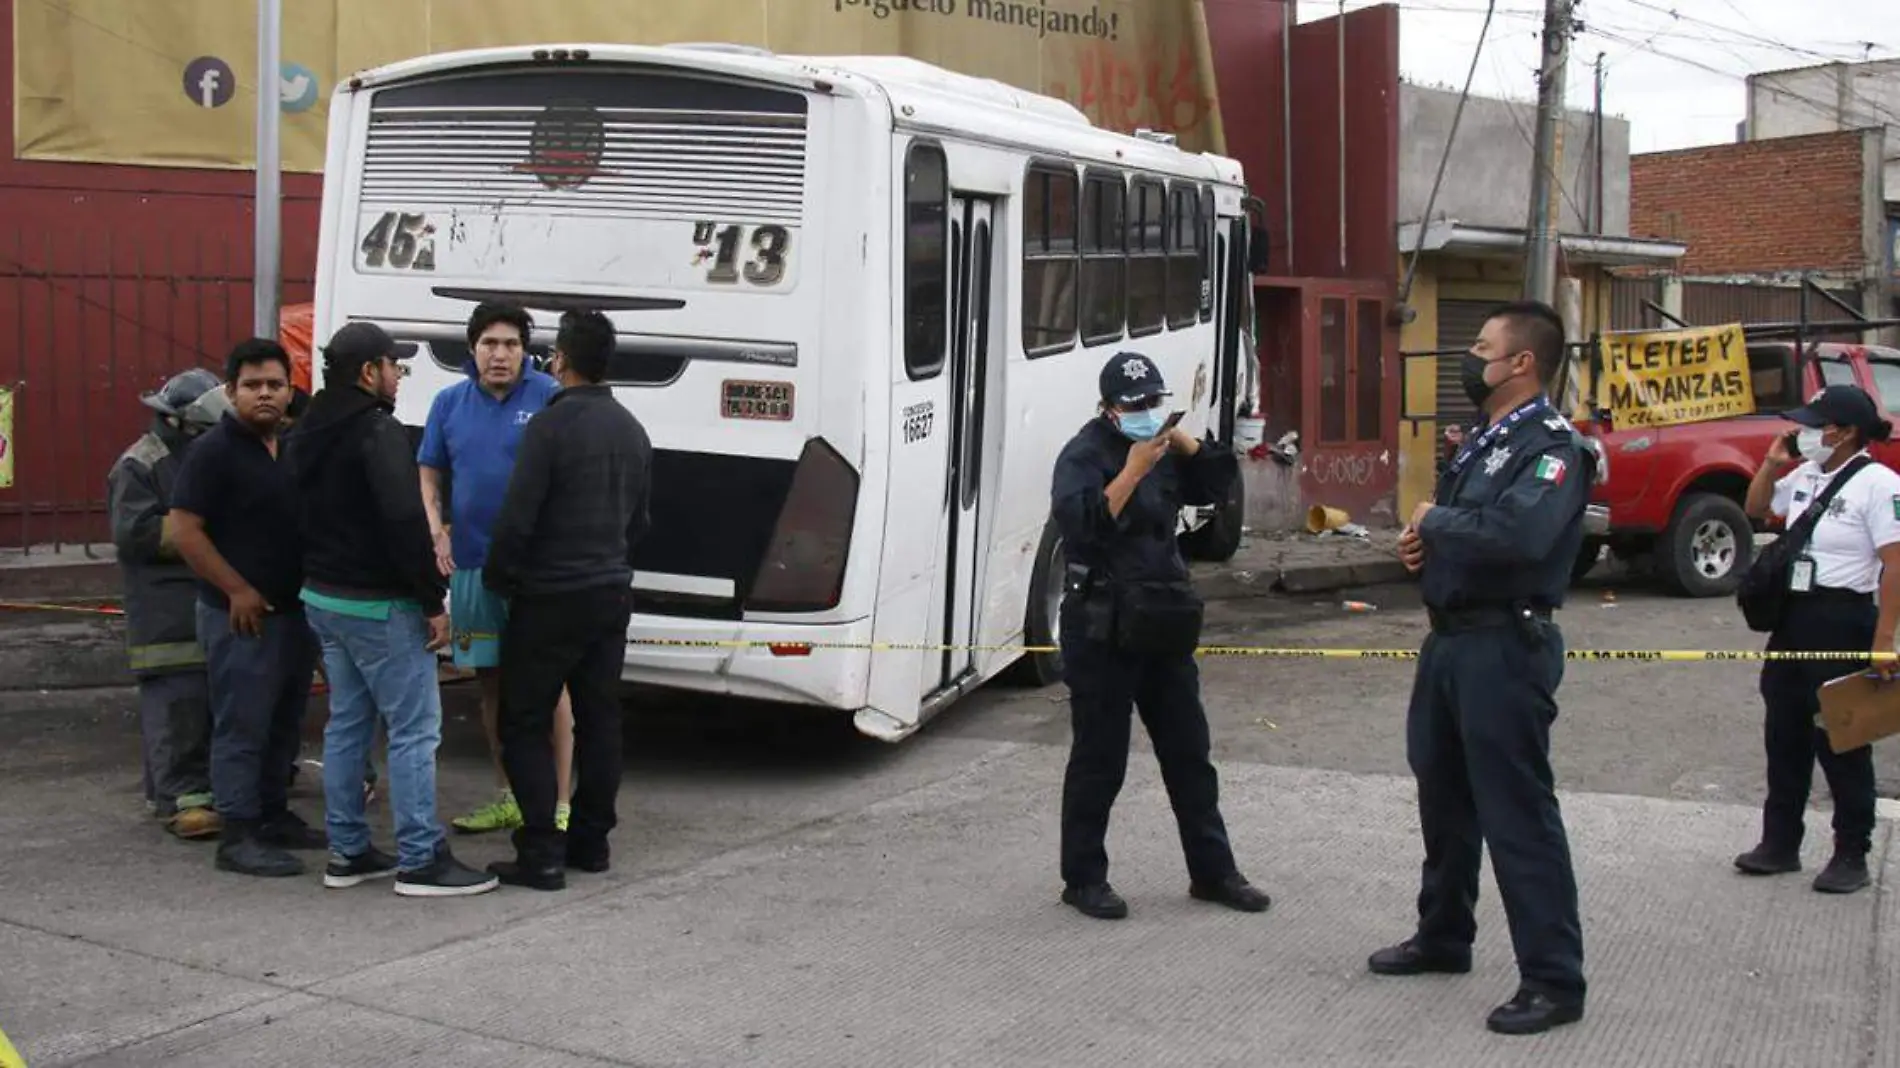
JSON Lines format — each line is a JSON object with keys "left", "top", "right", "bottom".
{"left": 1816, "top": 671, "right": 1900, "bottom": 753}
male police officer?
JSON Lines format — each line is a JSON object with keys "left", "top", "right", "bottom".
{"left": 1049, "top": 351, "right": 1271, "bottom": 921}
{"left": 1372, "top": 300, "right": 1592, "bottom": 1036}
{"left": 109, "top": 368, "right": 232, "bottom": 840}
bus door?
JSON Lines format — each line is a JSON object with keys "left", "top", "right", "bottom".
{"left": 926, "top": 194, "right": 998, "bottom": 696}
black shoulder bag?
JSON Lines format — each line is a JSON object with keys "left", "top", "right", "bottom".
{"left": 1736, "top": 455, "right": 1871, "bottom": 633}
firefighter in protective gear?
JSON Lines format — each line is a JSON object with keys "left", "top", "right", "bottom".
{"left": 109, "top": 367, "right": 231, "bottom": 839}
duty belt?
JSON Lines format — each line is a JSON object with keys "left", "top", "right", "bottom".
{"left": 1426, "top": 602, "right": 1552, "bottom": 634}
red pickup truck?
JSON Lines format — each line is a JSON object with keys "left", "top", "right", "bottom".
{"left": 1573, "top": 337, "right": 1900, "bottom": 596}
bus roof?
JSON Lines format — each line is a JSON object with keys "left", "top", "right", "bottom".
{"left": 336, "top": 42, "right": 1246, "bottom": 187}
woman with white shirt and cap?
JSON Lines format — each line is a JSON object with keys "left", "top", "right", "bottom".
{"left": 1739, "top": 383, "right": 1900, "bottom": 894}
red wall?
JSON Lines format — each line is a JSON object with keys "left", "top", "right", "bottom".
{"left": 1630, "top": 130, "right": 1872, "bottom": 276}
{"left": 0, "top": 0, "right": 323, "bottom": 547}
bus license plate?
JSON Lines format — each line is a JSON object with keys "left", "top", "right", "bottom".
{"left": 722, "top": 380, "right": 794, "bottom": 422}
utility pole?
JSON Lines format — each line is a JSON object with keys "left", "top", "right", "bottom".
{"left": 1522, "top": 0, "right": 1575, "bottom": 305}
{"left": 254, "top": 0, "right": 282, "bottom": 337}
{"left": 1592, "top": 51, "right": 1605, "bottom": 235}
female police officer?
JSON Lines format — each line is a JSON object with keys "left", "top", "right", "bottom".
{"left": 1048, "top": 351, "right": 1271, "bottom": 921}
{"left": 1738, "top": 383, "right": 1900, "bottom": 895}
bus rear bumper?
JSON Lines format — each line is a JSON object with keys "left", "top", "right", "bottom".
{"left": 621, "top": 613, "right": 873, "bottom": 710}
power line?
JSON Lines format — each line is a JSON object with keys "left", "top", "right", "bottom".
{"left": 1401, "top": 0, "right": 1501, "bottom": 307}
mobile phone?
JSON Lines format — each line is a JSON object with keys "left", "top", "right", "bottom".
{"left": 1160, "top": 409, "right": 1186, "bottom": 433}
{"left": 1781, "top": 430, "right": 1800, "bottom": 456}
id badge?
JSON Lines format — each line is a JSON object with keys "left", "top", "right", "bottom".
{"left": 1789, "top": 556, "right": 1816, "bottom": 593}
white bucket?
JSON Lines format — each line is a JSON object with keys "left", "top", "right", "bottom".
{"left": 1234, "top": 416, "right": 1266, "bottom": 451}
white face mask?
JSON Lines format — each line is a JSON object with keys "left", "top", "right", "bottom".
{"left": 1796, "top": 428, "right": 1838, "bottom": 463}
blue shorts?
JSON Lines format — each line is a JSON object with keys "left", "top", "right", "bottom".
{"left": 449, "top": 568, "right": 508, "bottom": 670}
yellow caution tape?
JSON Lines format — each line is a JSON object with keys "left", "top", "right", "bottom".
{"left": 0, "top": 1022, "right": 26, "bottom": 1068}
{"left": 625, "top": 637, "right": 1898, "bottom": 664}
{"left": 3, "top": 600, "right": 1886, "bottom": 664}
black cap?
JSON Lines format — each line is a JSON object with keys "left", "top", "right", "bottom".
{"left": 1099, "top": 352, "right": 1170, "bottom": 406}
{"left": 1787, "top": 384, "right": 1884, "bottom": 434}
{"left": 322, "top": 322, "right": 418, "bottom": 366}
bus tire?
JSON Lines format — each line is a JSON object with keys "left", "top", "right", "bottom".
{"left": 1006, "top": 520, "right": 1066, "bottom": 688}
{"left": 1181, "top": 469, "right": 1246, "bottom": 562}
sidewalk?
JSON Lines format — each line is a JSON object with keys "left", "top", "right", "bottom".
{"left": 4, "top": 746, "right": 1892, "bottom": 1067}
{"left": 1193, "top": 527, "right": 1409, "bottom": 599}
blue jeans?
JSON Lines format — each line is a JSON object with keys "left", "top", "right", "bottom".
{"left": 197, "top": 603, "right": 318, "bottom": 823}
{"left": 306, "top": 604, "right": 446, "bottom": 871}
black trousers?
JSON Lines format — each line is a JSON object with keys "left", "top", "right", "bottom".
{"left": 1057, "top": 613, "right": 1238, "bottom": 888}
{"left": 498, "top": 584, "right": 634, "bottom": 862}
{"left": 1405, "top": 618, "right": 1584, "bottom": 997}
{"left": 1759, "top": 593, "right": 1878, "bottom": 857}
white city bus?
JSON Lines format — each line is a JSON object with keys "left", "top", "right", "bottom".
{"left": 312, "top": 43, "right": 1262, "bottom": 742}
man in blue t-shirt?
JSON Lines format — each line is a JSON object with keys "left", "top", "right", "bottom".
{"left": 418, "top": 302, "right": 573, "bottom": 836}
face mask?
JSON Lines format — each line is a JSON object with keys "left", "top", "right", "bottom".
{"left": 1460, "top": 353, "right": 1496, "bottom": 408}
{"left": 1116, "top": 407, "right": 1163, "bottom": 442}
{"left": 1796, "top": 428, "right": 1833, "bottom": 463}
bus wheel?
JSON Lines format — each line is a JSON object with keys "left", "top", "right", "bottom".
{"left": 1006, "top": 521, "right": 1065, "bottom": 688}
{"left": 1181, "top": 469, "right": 1246, "bottom": 562}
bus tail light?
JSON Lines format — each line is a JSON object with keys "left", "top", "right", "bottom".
{"left": 746, "top": 437, "right": 859, "bottom": 613}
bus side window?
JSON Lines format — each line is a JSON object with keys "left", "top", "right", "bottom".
{"left": 1164, "top": 182, "right": 1201, "bottom": 330}
{"left": 1080, "top": 172, "right": 1127, "bottom": 347}
{"left": 1023, "top": 164, "right": 1079, "bottom": 358}
{"left": 1127, "top": 177, "right": 1166, "bottom": 338}
{"left": 1198, "top": 185, "right": 1216, "bottom": 323}
{"left": 905, "top": 142, "right": 949, "bottom": 381}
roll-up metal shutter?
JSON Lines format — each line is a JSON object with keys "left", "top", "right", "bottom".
{"left": 1434, "top": 299, "right": 1498, "bottom": 429}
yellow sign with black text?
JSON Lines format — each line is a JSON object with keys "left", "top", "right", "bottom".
{"left": 1595, "top": 323, "right": 1753, "bottom": 429}
{"left": 14, "top": 0, "right": 1217, "bottom": 174}
{"left": 0, "top": 388, "right": 14, "bottom": 491}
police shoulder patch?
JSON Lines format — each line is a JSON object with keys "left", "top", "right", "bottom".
{"left": 1891, "top": 494, "right": 1900, "bottom": 521}
{"left": 1533, "top": 454, "right": 1568, "bottom": 485}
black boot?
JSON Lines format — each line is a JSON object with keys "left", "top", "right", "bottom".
{"left": 487, "top": 827, "right": 566, "bottom": 891}
{"left": 1060, "top": 882, "right": 1129, "bottom": 920}
{"left": 215, "top": 819, "right": 305, "bottom": 878}
{"left": 1733, "top": 842, "right": 1801, "bottom": 875}
{"left": 1812, "top": 848, "right": 1871, "bottom": 894}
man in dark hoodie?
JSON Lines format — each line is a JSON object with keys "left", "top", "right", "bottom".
{"left": 287, "top": 322, "right": 497, "bottom": 898}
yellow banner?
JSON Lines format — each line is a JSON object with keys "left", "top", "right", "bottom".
{"left": 0, "top": 388, "right": 13, "bottom": 491}
{"left": 14, "top": 0, "right": 1217, "bottom": 174}
{"left": 1595, "top": 323, "right": 1754, "bottom": 429}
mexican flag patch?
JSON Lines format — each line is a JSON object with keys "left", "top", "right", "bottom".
{"left": 1534, "top": 455, "right": 1568, "bottom": 484}
{"left": 1891, "top": 495, "right": 1900, "bottom": 521}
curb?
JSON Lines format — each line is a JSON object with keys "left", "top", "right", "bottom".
{"left": 1195, "top": 559, "right": 1411, "bottom": 601}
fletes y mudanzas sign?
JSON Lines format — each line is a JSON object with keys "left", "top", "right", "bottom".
{"left": 1595, "top": 323, "right": 1753, "bottom": 428}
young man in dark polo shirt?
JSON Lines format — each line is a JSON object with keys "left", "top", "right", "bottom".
{"left": 484, "top": 309, "right": 652, "bottom": 891}
{"left": 169, "top": 338, "right": 326, "bottom": 878}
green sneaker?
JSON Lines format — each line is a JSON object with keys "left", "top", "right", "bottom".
{"left": 556, "top": 802, "right": 570, "bottom": 833}
{"left": 451, "top": 791, "right": 523, "bottom": 834}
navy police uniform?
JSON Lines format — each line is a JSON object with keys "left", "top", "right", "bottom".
{"left": 1387, "top": 394, "right": 1593, "bottom": 1003}
{"left": 1048, "top": 352, "right": 1267, "bottom": 919}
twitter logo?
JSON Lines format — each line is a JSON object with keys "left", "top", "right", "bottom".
{"left": 279, "top": 62, "right": 319, "bottom": 114}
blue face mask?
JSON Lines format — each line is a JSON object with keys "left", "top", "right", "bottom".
{"left": 1116, "top": 407, "right": 1164, "bottom": 442}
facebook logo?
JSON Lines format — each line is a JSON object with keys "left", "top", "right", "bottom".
{"left": 182, "top": 56, "right": 235, "bottom": 109}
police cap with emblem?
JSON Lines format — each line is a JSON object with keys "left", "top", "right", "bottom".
{"left": 1786, "top": 384, "right": 1892, "bottom": 441}
{"left": 1099, "top": 352, "right": 1171, "bottom": 407}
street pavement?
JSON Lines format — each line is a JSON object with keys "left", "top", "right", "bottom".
{"left": 2, "top": 570, "right": 1897, "bottom": 1067}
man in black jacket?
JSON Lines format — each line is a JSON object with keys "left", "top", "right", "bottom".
{"left": 484, "top": 309, "right": 652, "bottom": 891}
{"left": 286, "top": 322, "right": 496, "bottom": 898}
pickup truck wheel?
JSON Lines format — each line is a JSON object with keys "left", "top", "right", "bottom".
{"left": 1659, "top": 493, "right": 1752, "bottom": 598}
{"left": 1571, "top": 537, "right": 1605, "bottom": 583}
